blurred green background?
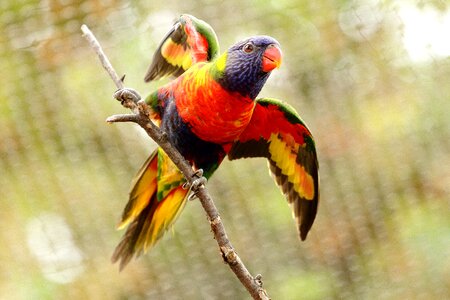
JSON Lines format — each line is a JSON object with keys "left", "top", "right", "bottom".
{"left": 1, "top": 0, "right": 449, "bottom": 299}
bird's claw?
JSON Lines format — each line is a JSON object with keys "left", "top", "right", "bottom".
{"left": 183, "top": 169, "right": 207, "bottom": 201}
{"left": 188, "top": 177, "right": 207, "bottom": 201}
{"left": 192, "top": 169, "right": 204, "bottom": 179}
{"left": 113, "top": 87, "right": 142, "bottom": 108}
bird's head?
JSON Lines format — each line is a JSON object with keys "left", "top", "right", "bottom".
{"left": 215, "top": 36, "right": 282, "bottom": 99}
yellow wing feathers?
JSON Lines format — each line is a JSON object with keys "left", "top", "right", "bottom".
{"left": 117, "top": 152, "right": 158, "bottom": 230}
{"left": 268, "top": 134, "right": 315, "bottom": 201}
{"left": 160, "top": 39, "right": 193, "bottom": 70}
{"left": 142, "top": 187, "right": 188, "bottom": 249}
{"left": 112, "top": 148, "right": 188, "bottom": 269}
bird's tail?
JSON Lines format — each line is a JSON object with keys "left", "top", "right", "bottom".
{"left": 111, "top": 148, "right": 188, "bottom": 270}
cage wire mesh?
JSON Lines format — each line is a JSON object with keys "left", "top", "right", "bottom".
{"left": 1, "top": 0, "right": 449, "bottom": 299}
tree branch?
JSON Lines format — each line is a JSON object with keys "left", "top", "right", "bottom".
{"left": 81, "top": 25, "right": 124, "bottom": 90}
{"left": 81, "top": 24, "right": 270, "bottom": 300}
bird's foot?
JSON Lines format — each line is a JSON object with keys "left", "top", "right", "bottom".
{"left": 113, "top": 87, "right": 141, "bottom": 108}
{"left": 184, "top": 169, "right": 207, "bottom": 201}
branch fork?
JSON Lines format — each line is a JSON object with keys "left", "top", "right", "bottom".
{"left": 81, "top": 24, "right": 270, "bottom": 300}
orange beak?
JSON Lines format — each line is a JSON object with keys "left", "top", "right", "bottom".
{"left": 262, "top": 44, "right": 282, "bottom": 72}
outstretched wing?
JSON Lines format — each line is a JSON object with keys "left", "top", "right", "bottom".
{"left": 228, "top": 98, "right": 319, "bottom": 240}
{"left": 144, "top": 14, "right": 220, "bottom": 82}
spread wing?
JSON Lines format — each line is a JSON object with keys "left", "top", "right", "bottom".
{"left": 228, "top": 98, "right": 319, "bottom": 240}
{"left": 144, "top": 14, "right": 220, "bottom": 82}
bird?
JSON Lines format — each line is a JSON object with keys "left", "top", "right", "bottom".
{"left": 111, "top": 14, "right": 319, "bottom": 270}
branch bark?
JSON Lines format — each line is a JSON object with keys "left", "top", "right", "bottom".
{"left": 81, "top": 24, "right": 270, "bottom": 300}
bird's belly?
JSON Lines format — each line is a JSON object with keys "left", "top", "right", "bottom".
{"left": 161, "top": 101, "right": 226, "bottom": 176}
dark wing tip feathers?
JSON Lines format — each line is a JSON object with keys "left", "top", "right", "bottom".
{"left": 112, "top": 197, "right": 154, "bottom": 270}
{"left": 269, "top": 160, "right": 318, "bottom": 241}
{"left": 144, "top": 60, "right": 184, "bottom": 82}
{"left": 228, "top": 138, "right": 270, "bottom": 160}
{"left": 111, "top": 228, "right": 135, "bottom": 271}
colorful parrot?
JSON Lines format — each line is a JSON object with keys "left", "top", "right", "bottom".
{"left": 112, "top": 14, "right": 319, "bottom": 269}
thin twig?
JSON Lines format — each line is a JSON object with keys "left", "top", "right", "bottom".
{"left": 106, "top": 114, "right": 138, "bottom": 123}
{"left": 81, "top": 24, "right": 270, "bottom": 300}
{"left": 81, "top": 24, "right": 124, "bottom": 90}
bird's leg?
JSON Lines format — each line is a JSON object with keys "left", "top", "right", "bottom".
{"left": 187, "top": 169, "right": 207, "bottom": 201}
{"left": 113, "top": 87, "right": 141, "bottom": 108}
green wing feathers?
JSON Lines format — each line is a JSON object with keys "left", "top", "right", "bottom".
{"left": 112, "top": 148, "right": 188, "bottom": 270}
{"left": 144, "top": 14, "right": 219, "bottom": 82}
{"left": 228, "top": 98, "right": 319, "bottom": 240}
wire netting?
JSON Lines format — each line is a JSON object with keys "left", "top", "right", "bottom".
{"left": 1, "top": 0, "right": 449, "bottom": 299}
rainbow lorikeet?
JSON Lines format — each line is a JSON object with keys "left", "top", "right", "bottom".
{"left": 112, "top": 14, "right": 319, "bottom": 269}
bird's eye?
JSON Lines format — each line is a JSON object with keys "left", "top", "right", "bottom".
{"left": 242, "top": 43, "right": 255, "bottom": 53}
